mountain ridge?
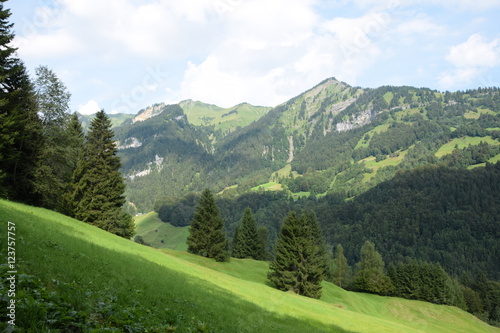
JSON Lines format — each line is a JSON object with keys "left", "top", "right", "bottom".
{"left": 111, "top": 78, "right": 500, "bottom": 212}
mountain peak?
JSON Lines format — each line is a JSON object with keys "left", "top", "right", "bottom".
{"left": 133, "top": 103, "right": 167, "bottom": 123}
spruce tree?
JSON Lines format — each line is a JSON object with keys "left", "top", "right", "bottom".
{"left": 70, "top": 110, "right": 134, "bottom": 238}
{"left": 0, "top": 1, "right": 44, "bottom": 203}
{"left": 187, "top": 188, "right": 229, "bottom": 262}
{"left": 61, "top": 113, "right": 84, "bottom": 216}
{"left": 268, "top": 211, "right": 324, "bottom": 299}
{"left": 232, "top": 207, "right": 261, "bottom": 259}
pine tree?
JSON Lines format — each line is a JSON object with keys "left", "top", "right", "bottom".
{"left": 268, "top": 211, "right": 325, "bottom": 299}
{"left": 232, "top": 207, "right": 261, "bottom": 259}
{"left": 257, "top": 226, "right": 270, "bottom": 261}
{"left": 187, "top": 188, "right": 229, "bottom": 262}
{"left": 70, "top": 110, "right": 134, "bottom": 238}
{"left": 0, "top": 1, "right": 44, "bottom": 203}
{"left": 332, "top": 244, "right": 351, "bottom": 288}
{"left": 61, "top": 113, "right": 84, "bottom": 216}
{"left": 352, "top": 240, "right": 393, "bottom": 294}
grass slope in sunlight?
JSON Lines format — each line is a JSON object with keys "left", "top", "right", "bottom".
{"left": 134, "top": 212, "right": 188, "bottom": 250}
{"left": 1, "top": 200, "right": 498, "bottom": 332}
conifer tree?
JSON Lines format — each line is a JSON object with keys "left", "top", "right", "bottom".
{"left": 70, "top": 110, "right": 134, "bottom": 238}
{"left": 232, "top": 207, "right": 261, "bottom": 259}
{"left": 268, "top": 211, "right": 324, "bottom": 299}
{"left": 187, "top": 188, "right": 229, "bottom": 262}
{"left": 332, "top": 244, "right": 351, "bottom": 288}
{"left": 352, "top": 240, "right": 393, "bottom": 294}
{"left": 0, "top": 1, "right": 44, "bottom": 203}
{"left": 61, "top": 113, "right": 84, "bottom": 216}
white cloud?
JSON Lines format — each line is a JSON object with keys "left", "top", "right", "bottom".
{"left": 446, "top": 34, "right": 500, "bottom": 68}
{"left": 14, "top": 30, "right": 83, "bottom": 58}
{"left": 78, "top": 100, "right": 101, "bottom": 115}
{"left": 176, "top": 3, "right": 386, "bottom": 107}
{"left": 438, "top": 34, "right": 500, "bottom": 89}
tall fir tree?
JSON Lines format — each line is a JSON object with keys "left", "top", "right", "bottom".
{"left": 257, "top": 226, "right": 270, "bottom": 261}
{"left": 0, "top": 1, "right": 44, "bottom": 203}
{"left": 268, "top": 211, "right": 325, "bottom": 299}
{"left": 351, "top": 240, "right": 393, "bottom": 294}
{"left": 70, "top": 110, "right": 134, "bottom": 238}
{"left": 232, "top": 207, "right": 261, "bottom": 259}
{"left": 61, "top": 113, "right": 85, "bottom": 216}
{"left": 187, "top": 188, "right": 229, "bottom": 262}
{"left": 332, "top": 244, "right": 351, "bottom": 288}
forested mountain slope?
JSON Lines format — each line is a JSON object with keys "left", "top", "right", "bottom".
{"left": 115, "top": 78, "right": 500, "bottom": 212}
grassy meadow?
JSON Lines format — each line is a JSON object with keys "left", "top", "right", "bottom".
{"left": 435, "top": 136, "right": 500, "bottom": 157}
{"left": 134, "top": 212, "right": 188, "bottom": 250}
{"left": 1, "top": 200, "right": 498, "bottom": 332}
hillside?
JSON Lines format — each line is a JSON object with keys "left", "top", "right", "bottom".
{"left": 78, "top": 112, "right": 134, "bottom": 130}
{"left": 179, "top": 99, "right": 271, "bottom": 135}
{"left": 114, "top": 79, "right": 500, "bottom": 212}
{"left": 1, "top": 199, "right": 498, "bottom": 332}
{"left": 134, "top": 211, "right": 188, "bottom": 250}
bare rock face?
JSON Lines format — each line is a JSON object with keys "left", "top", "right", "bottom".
{"left": 133, "top": 103, "right": 166, "bottom": 123}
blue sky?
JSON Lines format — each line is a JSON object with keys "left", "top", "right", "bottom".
{"left": 8, "top": 0, "right": 500, "bottom": 114}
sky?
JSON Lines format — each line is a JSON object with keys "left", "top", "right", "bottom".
{"left": 7, "top": 0, "right": 500, "bottom": 115}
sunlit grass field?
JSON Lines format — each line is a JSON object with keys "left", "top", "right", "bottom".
{"left": 1, "top": 200, "right": 497, "bottom": 332}
{"left": 134, "top": 212, "right": 188, "bottom": 250}
{"left": 435, "top": 136, "right": 500, "bottom": 158}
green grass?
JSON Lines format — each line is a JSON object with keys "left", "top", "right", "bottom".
{"left": 134, "top": 212, "right": 188, "bottom": 250}
{"left": 355, "top": 123, "right": 391, "bottom": 149}
{"left": 180, "top": 100, "right": 271, "bottom": 132}
{"left": 1, "top": 200, "right": 498, "bottom": 332}
{"left": 435, "top": 136, "right": 500, "bottom": 157}
{"left": 251, "top": 182, "right": 283, "bottom": 191}
{"left": 358, "top": 150, "right": 408, "bottom": 182}
{"left": 464, "top": 107, "right": 496, "bottom": 119}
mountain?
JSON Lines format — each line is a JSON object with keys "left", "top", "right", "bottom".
{"left": 1, "top": 199, "right": 497, "bottom": 332}
{"left": 114, "top": 78, "right": 500, "bottom": 212}
{"left": 179, "top": 99, "right": 271, "bottom": 136}
{"left": 78, "top": 112, "right": 134, "bottom": 130}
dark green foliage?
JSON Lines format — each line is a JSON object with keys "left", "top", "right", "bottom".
{"left": 468, "top": 272, "right": 500, "bottom": 325}
{"left": 388, "top": 260, "right": 466, "bottom": 308}
{"left": 70, "top": 110, "right": 134, "bottom": 238}
{"left": 268, "top": 211, "right": 325, "bottom": 299}
{"left": 187, "top": 188, "right": 229, "bottom": 262}
{"left": 317, "top": 163, "right": 500, "bottom": 280}
{"left": 351, "top": 241, "right": 393, "bottom": 295}
{"left": 0, "top": 2, "right": 43, "bottom": 204}
{"left": 155, "top": 193, "right": 198, "bottom": 227}
{"left": 232, "top": 207, "right": 262, "bottom": 260}
{"left": 60, "top": 113, "right": 85, "bottom": 215}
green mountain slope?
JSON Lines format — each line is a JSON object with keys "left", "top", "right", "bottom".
{"left": 1, "top": 200, "right": 497, "bottom": 332}
{"left": 115, "top": 79, "right": 500, "bottom": 212}
{"left": 134, "top": 211, "right": 188, "bottom": 250}
{"left": 179, "top": 99, "right": 271, "bottom": 135}
{"left": 78, "top": 112, "right": 134, "bottom": 130}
